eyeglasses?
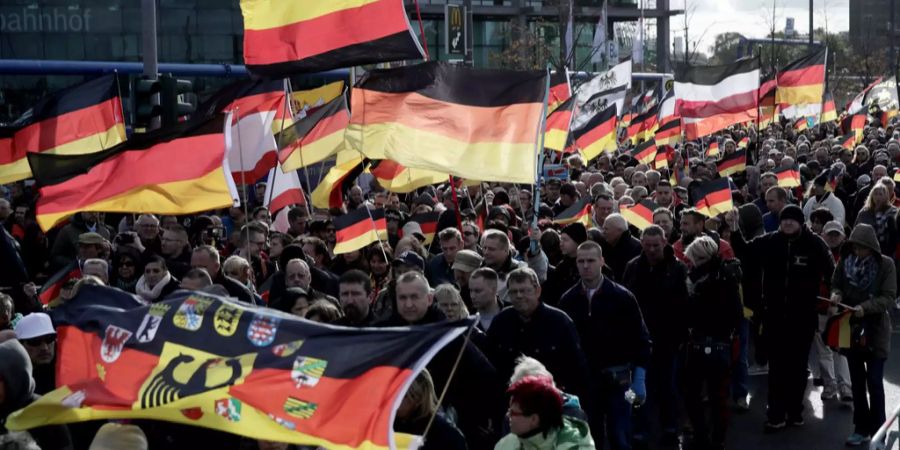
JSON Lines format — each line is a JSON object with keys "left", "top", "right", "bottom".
{"left": 507, "top": 408, "right": 531, "bottom": 417}
{"left": 22, "top": 335, "right": 56, "bottom": 347}
{"left": 119, "top": 260, "right": 135, "bottom": 267}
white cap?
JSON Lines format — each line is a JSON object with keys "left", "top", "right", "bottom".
{"left": 14, "top": 313, "right": 56, "bottom": 340}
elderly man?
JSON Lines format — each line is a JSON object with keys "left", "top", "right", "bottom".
{"left": 161, "top": 224, "right": 191, "bottom": 279}
{"left": 600, "top": 214, "right": 641, "bottom": 281}
{"left": 284, "top": 258, "right": 337, "bottom": 306}
{"left": 49, "top": 212, "right": 111, "bottom": 270}
{"left": 480, "top": 229, "right": 547, "bottom": 301}
{"left": 81, "top": 258, "right": 109, "bottom": 284}
{"left": 191, "top": 245, "right": 254, "bottom": 303}
{"left": 134, "top": 214, "right": 162, "bottom": 254}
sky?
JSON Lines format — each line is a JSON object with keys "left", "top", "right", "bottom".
{"left": 667, "top": 0, "right": 850, "bottom": 55}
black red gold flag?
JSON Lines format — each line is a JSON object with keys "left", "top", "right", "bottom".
{"left": 552, "top": 196, "right": 592, "bottom": 227}
{"left": 240, "top": 0, "right": 425, "bottom": 77}
{"left": 572, "top": 104, "right": 617, "bottom": 161}
{"left": 717, "top": 149, "right": 747, "bottom": 177}
{"left": 310, "top": 156, "right": 366, "bottom": 210}
{"left": 334, "top": 208, "right": 387, "bottom": 254}
{"left": 347, "top": 61, "right": 547, "bottom": 184}
{"left": 29, "top": 115, "right": 236, "bottom": 232}
{"left": 368, "top": 160, "right": 446, "bottom": 193}
{"left": 821, "top": 92, "right": 838, "bottom": 124}
{"left": 691, "top": 178, "right": 733, "bottom": 217}
{"left": 706, "top": 140, "right": 720, "bottom": 158}
{"left": 544, "top": 97, "right": 575, "bottom": 151}
{"left": 0, "top": 75, "right": 126, "bottom": 185}
{"left": 277, "top": 94, "right": 349, "bottom": 171}
{"left": 837, "top": 133, "right": 855, "bottom": 150}
{"left": 38, "top": 261, "right": 81, "bottom": 306}
{"left": 841, "top": 112, "right": 866, "bottom": 145}
{"left": 548, "top": 71, "right": 572, "bottom": 113}
{"left": 631, "top": 139, "right": 657, "bottom": 165}
{"left": 776, "top": 48, "right": 827, "bottom": 106}
{"left": 626, "top": 103, "right": 660, "bottom": 144}
{"left": 621, "top": 199, "right": 660, "bottom": 230}
{"left": 823, "top": 310, "right": 852, "bottom": 349}
{"left": 6, "top": 286, "right": 472, "bottom": 450}
{"left": 405, "top": 211, "right": 441, "bottom": 245}
{"left": 774, "top": 166, "right": 802, "bottom": 188}
{"left": 654, "top": 117, "right": 682, "bottom": 147}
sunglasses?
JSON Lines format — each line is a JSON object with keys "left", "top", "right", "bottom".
{"left": 119, "top": 260, "right": 135, "bottom": 267}
{"left": 22, "top": 335, "right": 56, "bottom": 347}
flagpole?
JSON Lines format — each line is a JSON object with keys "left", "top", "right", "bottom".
{"left": 362, "top": 205, "right": 390, "bottom": 263}
{"left": 531, "top": 67, "right": 552, "bottom": 253}
{"left": 287, "top": 80, "right": 315, "bottom": 217}
{"left": 233, "top": 105, "right": 253, "bottom": 259}
{"left": 419, "top": 323, "right": 476, "bottom": 441}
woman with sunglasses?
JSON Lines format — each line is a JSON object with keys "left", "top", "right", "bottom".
{"left": 111, "top": 247, "right": 143, "bottom": 294}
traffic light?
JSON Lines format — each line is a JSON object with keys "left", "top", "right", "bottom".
{"left": 160, "top": 74, "right": 196, "bottom": 128}
{"left": 132, "top": 76, "right": 161, "bottom": 132}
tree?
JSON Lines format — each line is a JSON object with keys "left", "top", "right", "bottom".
{"left": 707, "top": 32, "right": 745, "bottom": 65}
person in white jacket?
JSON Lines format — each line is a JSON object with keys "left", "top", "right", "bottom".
{"left": 803, "top": 172, "right": 846, "bottom": 226}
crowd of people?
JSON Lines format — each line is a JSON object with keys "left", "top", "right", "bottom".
{"left": 1, "top": 113, "right": 899, "bottom": 450}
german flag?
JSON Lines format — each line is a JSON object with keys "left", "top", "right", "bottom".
{"left": 823, "top": 310, "right": 853, "bottom": 349}
{"left": 758, "top": 74, "right": 778, "bottom": 128}
{"left": 406, "top": 211, "right": 441, "bottom": 245}
{"left": 38, "top": 261, "right": 81, "bottom": 306}
{"left": 654, "top": 118, "right": 682, "bottom": 148}
{"left": 573, "top": 104, "right": 617, "bottom": 161}
{"left": 6, "top": 285, "right": 472, "bottom": 450}
{"left": 334, "top": 207, "right": 386, "bottom": 254}
{"left": 0, "top": 75, "right": 126, "bottom": 185}
{"left": 841, "top": 111, "right": 867, "bottom": 145}
{"left": 774, "top": 166, "right": 802, "bottom": 188}
{"left": 631, "top": 139, "right": 657, "bottom": 165}
{"left": 893, "top": 169, "right": 900, "bottom": 183}
{"left": 368, "top": 160, "right": 446, "bottom": 193}
{"left": 821, "top": 92, "right": 838, "bottom": 123}
{"left": 347, "top": 62, "right": 546, "bottom": 185}
{"left": 691, "top": 178, "right": 733, "bottom": 217}
{"left": 706, "top": 140, "right": 720, "bottom": 158}
{"left": 277, "top": 94, "right": 349, "bottom": 171}
{"left": 776, "top": 48, "right": 826, "bottom": 107}
{"left": 717, "top": 149, "right": 747, "bottom": 177}
{"left": 626, "top": 103, "right": 660, "bottom": 145}
{"left": 837, "top": 133, "right": 856, "bottom": 150}
{"left": 552, "top": 196, "right": 592, "bottom": 227}
{"left": 29, "top": 115, "right": 236, "bottom": 232}
{"left": 198, "top": 79, "right": 288, "bottom": 184}
{"left": 621, "top": 199, "right": 660, "bottom": 231}
{"left": 548, "top": 70, "right": 571, "bottom": 113}
{"left": 291, "top": 81, "right": 344, "bottom": 115}
{"left": 240, "top": 0, "right": 425, "bottom": 77}
{"left": 737, "top": 137, "right": 750, "bottom": 149}
{"left": 310, "top": 156, "right": 365, "bottom": 209}
{"left": 654, "top": 147, "right": 669, "bottom": 170}
{"left": 545, "top": 97, "right": 575, "bottom": 151}
{"left": 793, "top": 116, "right": 810, "bottom": 131}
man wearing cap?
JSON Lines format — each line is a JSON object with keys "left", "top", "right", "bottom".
{"left": 49, "top": 212, "right": 112, "bottom": 270}
{"left": 727, "top": 204, "right": 835, "bottom": 431}
{"left": 452, "top": 249, "right": 482, "bottom": 307}
{"left": 14, "top": 312, "right": 57, "bottom": 395}
{"left": 426, "top": 228, "right": 464, "bottom": 287}
{"left": 543, "top": 223, "right": 587, "bottom": 304}
{"left": 802, "top": 172, "right": 846, "bottom": 226}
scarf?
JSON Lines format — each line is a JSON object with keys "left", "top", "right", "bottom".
{"left": 874, "top": 209, "right": 891, "bottom": 250}
{"left": 843, "top": 254, "right": 877, "bottom": 292}
{"left": 136, "top": 272, "right": 172, "bottom": 302}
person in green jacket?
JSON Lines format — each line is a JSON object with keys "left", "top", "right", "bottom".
{"left": 494, "top": 376, "right": 594, "bottom": 450}
{"left": 829, "top": 223, "right": 896, "bottom": 447}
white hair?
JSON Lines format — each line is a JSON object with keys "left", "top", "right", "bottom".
{"left": 509, "top": 356, "right": 555, "bottom": 386}
{"left": 604, "top": 213, "right": 628, "bottom": 231}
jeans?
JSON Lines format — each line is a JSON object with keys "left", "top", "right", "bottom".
{"left": 732, "top": 318, "right": 750, "bottom": 400}
{"left": 846, "top": 353, "right": 887, "bottom": 436}
{"left": 590, "top": 379, "right": 633, "bottom": 450}
{"left": 684, "top": 342, "right": 732, "bottom": 448}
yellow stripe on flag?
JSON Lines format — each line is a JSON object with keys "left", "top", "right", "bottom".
{"left": 241, "top": 0, "right": 380, "bottom": 30}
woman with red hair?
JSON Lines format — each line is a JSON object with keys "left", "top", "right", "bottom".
{"left": 494, "top": 376, "right": 595, "bottom": 449}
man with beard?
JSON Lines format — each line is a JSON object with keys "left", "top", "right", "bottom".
{"left": 335, "top": 269, "right": 375, "bottom": 326}
{"left": 673, "top": 209, "right": 734, "bottom": 263}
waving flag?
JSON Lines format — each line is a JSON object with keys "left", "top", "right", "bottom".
{"left": 573, "top": 104, "right": 617, "bottom": 161}
{"left": 572, "top": 59, "right": 632, "bottom": 129}
{"left": 334, "top": 207, "right": 387, "bottom": 254}
{"left": 545, "top": 97, "right": 576, "bottom": 151}
{"left": 776, "top": 48, "right": 826, "bottom": 107}
{"left": 717, "top": 149, "right": 747, "bottom": 177}
{"left": 552, "top": 196, "right": 592, "bottom": 227}
{"left": 198, "top": 79, "right": 288, "bottom": 184}
{"left": 277, "top": 94, "right": 349, "bottom": 171}
{"left": 706, "top": 140, "right": 720, "bottom": 158}
{"left": 405, "top": 211, "right": 441, "bottom": 245}
{"left": 675, "top": 58, "right": 760, "bottom": 139}
{"left": 621, "top": 199, "right": 660, "bottom": 230}
{"left": 823, "top": 311, "right": 853, "bottom": 349}
{"left": 821, "top": 92, "right": 838, "bottom": 124}
{"left": 758, "top": 74, "right": 778, "bottom": 128}
{"left": 368, "top": 160, "right": 446, "bottom": 193}
{"left": 691, "top": 178, "right": 733, "bottom": 217}
{"left": 626, "top": 102, "right": 660, "bottom": 145}
{"left": 841, "top": 111, "right": 867, "bottom": 145}
{"left": 548, "top": 71, "right": 572, "bottom": 113}
{"left": 6, "top": 286, "right": 471, "bottom": 450}
{"left": 631, "top": 139, "right": 657, "bottom": 165}
{"left": 0, "top": 75, "right": 126, "bottom": 185}
{"left": 240, "top": 0, "right": 425, "bottom": 77}
{"left": 837, "top": 133, "right": 855, "bottom": 150}
{"left": 30, "top": 115, "right": 237, "bottom": 232}
{"left": 292, "top": 81, "right": 344, "bottom": 116}
{"left": 655, "top": 90, "right": 682, "bottom": 147}
{"left": 310, "top": 156, "right": 365, "bottom": 210}
{"left": 774, "top": 166, "right": 802, "bottom": 188}
{"left": 347, "top": 62, "right": 547, "bottom": 184}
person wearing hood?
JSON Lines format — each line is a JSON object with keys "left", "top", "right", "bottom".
{"left": 727, "top": 204, "right": 835, "bottom": 431}
{"left": 622, "top": 225, "right": 689, "bottom": 446}
{"left": 379, "top": 271, "right": 505, "bottom": 450}
{"left": 681, "top": 236, "right": 743, "bottom": 450}
{"left": 0, "top": 338, "right": 73, "bottom": 449}
{"left": 134, "top": 255, "right": 180, "bottom": 303}
{"left": 803, "top": 172, "right": 846, "bottom": 225}
{"left": 494, "top": 376, "right": 595, "bottom": 450}
{"left": 829, "top": 224, "right": 896, "bottom": 447}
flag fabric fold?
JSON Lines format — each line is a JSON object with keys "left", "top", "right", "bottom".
{"left": 717, "top": 149, "right": 747, "bottom": 177}
{"left": 368, "top": 160, "right": 447, "bottom": 193}
{"left": 310, "top": 156, "right": 366, "bottom": 210}
{"left": 0, "top": 75, "right": 126, "bottom": 185}
{"left": 544, "top": 97, "right": 576, "bottom": 152}
{"left": 277, "top": 94, "right": 349, "bottom": 171}
{"left": 572, "top": 104, "right": 617, "bottom": 162}
{"left": 775, "top": 48, "right": 826, "bottom": 107}
{"left": 774, "top": 166, "right": 802, "bottom": 188}
{"left": 334, "top": 207, "right": 387, "bottom": 254}
{"left": 548, "top": 71, "right": 572, "bottom": 114}
{"left": 240, "top": 0, "right": 425, "bottom": 77}
{"left": 621, "top": 199, "right": 659, "bottom": 230}
{"left": 631, "top": 139, "right": 657, "bottom": 165}
{"left": 691, "top": 178, "right": 733, "bottom": 217}
{"left": 675, "top": 58, "right": 760, "bottom": 139}
{"left": 7, "top": 285, "right": 471, "bottom": 450}
{"left": 347, "top": 61, "right": 547, "bottom": 185}
{"left": 552, "top": 196, "right": 592, "bottom": 227}
{"left": 29, "top": 115, "right": 237, "bottom": 232}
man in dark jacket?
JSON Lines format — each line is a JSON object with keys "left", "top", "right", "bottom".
{"left": 191, "top": 246, "right": 255, "bottom": 304}
{"left": 425, "top": 228, "right": 463, "bottom": 287}
{"left": 728, "top": 204, "right": 835, "bottom": 430}
{"left": 48, "top": 212, "right": 112, "bottom": 270}
{"left": 600, "top": 213, "right": 642, "bottom": 281}
{"left": 542, "top": 222, "right": 587, "bottom": 305}
{"left": 559, "top": 240, "right": 652, "bottom": 450}
{"left": 622, "top": 225, "right": 689, "bottom": 445}
{"left": 487, "top": 267, "right": 590, "bottom": 407}
{"left": 379, "top": 271, "right": 504, "bottom": 450}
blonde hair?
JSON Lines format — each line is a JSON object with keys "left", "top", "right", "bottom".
{"left": 864, "top": 183, "right": 891, "bottom": 211}
{"left": 433, "top": 284, "right": 469, "bottom": 320}
{"left": 402, "top": 369, "right": 438, "bottom": 421}
{"left": 685, "top": 235, "right": 718, "bottom": 265}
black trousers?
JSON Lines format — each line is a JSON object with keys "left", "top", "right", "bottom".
{"left": 765, "top": 323, "right": 815, "bottom": 422}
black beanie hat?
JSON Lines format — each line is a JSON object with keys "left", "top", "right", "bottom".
{"left": 779, "top": 204, "right": 804, "bottom": 224}
{"left": 561, "top": 222, "right": 588, "bottom": 244}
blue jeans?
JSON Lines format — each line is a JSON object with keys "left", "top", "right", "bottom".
{"left": 846, "top": 353, "right": 886, "bottom": 436}
{"left": 590, "top": 381, "right": 633, "bottom": 450}
{"left": 732, "top": 318, "right": 750, "bottom": 400}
